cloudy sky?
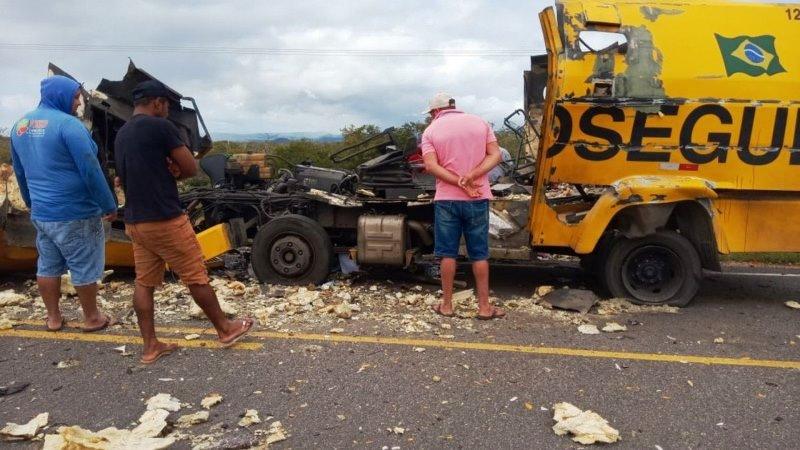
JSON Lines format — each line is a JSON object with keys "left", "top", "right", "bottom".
{"left": 0, "top": 0, "right": 552, "bottom": 135}
{"left": 1, "top": 0, "right": 793, "bottom": 136}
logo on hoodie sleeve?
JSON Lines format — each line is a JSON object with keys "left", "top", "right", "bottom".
{"left": 15, "top": 118, "right": 49, "bottom": 138}
{"left": 15, "top": 119, "right": 29, "bottom": 136}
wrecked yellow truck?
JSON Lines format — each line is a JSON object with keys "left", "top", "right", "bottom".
{"left": 3, "top": 0, "right": 799, "bottom": 308}
{"left": 524, "top": 0, "right": 800, "bottom": 304}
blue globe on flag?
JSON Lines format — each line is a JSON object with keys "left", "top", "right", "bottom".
{"left": 743, "top": 43, "right": 765, "bottom": 64}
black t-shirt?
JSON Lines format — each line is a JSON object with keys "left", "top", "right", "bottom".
{"left": 114, "top": 114, "right": 186, "bottom": 223}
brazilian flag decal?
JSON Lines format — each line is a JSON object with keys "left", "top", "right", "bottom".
{"left": 715, "top": 34, "right": 786, "bottom": 77}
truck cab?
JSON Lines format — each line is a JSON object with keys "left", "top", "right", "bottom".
{"left": 527, "top": 0, "right": 800, "bottom": 305}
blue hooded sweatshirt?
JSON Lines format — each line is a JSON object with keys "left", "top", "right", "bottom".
{"left": 10, "top": 75, "right": 117, "bottom": 222}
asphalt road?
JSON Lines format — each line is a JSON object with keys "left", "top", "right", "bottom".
{"left": 1, "top": 265, "right": 799, "bottom": 449}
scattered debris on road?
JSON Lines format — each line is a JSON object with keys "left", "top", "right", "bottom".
{"left": 201, "top": 393, "right": 223, "bottom": 409}
{"left": 145, "top": 393, "right": 181, "bottom": 412}
{"left": 176, "top": 411, "right": 210, "bottom": 428}
{"left": 601, "top": 322, "right": 627, "bottom": 333}
{"left": 56, "top": 358, "right": 80, "bottom": 369}
{"left": 785, "top": 301, "right": 800, "bottom": 310}
{"left": 578, "top": 324, "right": 601, "bottom": 335}
{"left": 113, "top": 345, "right": 133, "bottom": 356}
{"left": 1, "top": 412, "right": 48, "bottom": 441}
{"left": 258, "top": 421, "right": 288, "bottom": 446}
{"left": 0, "top": 316, "right": 14, "bottom": 330}
{"left": 552, "top": 402, "right": 620, "bottom": 445}
{"left": 239, "top": 409, "right": 262, "bottom": 427}
{"left": 0, "top": 290, "right": 29, "bottom": 307}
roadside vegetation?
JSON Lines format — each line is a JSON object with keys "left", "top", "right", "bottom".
{"left": 722, "top": 253, "right": 800, "bottom": 266}
{"left": 0, "top": 135, "right": 10, "bottom": 164}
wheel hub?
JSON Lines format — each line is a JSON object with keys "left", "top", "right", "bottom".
{"left": 622, "top": 245, "right": 682, "bottom": 304}
{"left": 270, "top": 236, "right": 312, "bottom": 278}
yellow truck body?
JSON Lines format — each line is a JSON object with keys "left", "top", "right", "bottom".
{"left": 528, "top": 0, "right": 800, "bottom": 304}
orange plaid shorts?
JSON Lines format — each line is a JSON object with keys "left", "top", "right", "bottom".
{"left": 124, "top": 214, "right": 210, "bottom": 287}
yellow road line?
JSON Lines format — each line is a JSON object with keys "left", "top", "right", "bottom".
{"left": 7, "top": 320, "right": 800, "bottom": 370}
{"left": 0, "top": 328, "right": 262, "bottom": 350}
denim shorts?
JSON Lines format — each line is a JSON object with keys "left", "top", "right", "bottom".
{"left": 31, "top": 216, "right": 105, "bottom": 286}
{"left": 434, "top": 200, "right": 490, "bottom": 261}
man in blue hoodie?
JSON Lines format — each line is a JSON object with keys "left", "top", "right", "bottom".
{"left": 10, "top": 75, "right": 118, "bottom": 332}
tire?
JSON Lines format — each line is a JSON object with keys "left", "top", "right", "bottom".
{"left": 602, "top": 230, "right": 701, "bottom": 307}
{"left": 251, "top": 214, "right": 332, "bottom": 285}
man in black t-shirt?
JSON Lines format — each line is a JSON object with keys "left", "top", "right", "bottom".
{"left": 115, "top": 80, "right": 253, "bottom": 364}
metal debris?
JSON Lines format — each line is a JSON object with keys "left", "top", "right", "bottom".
{"left": 552, "top": 402, "right": 620, "bottom": 445}
{"left": 1, "top": 412, "right": 48, "bottom": 441}
{"left": 201, "top": 393, "right": 223, "bottom": 409}
{"left": 542, "top": 288, "right": 598, "bottom": 314}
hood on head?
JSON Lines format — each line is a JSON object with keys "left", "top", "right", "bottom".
{"left": 39, "top": 75, "right": 80, "bottom": 114}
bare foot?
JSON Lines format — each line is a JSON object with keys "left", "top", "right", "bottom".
{"left": 141, "top": 341, "right": 179, "bottom": 364}
{"left": 219, "top": 318, "right": 255, "bottom": 347}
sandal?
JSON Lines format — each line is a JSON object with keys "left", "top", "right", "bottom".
{"left": 140, "top": 343, "right": 179, "bottom": 365}
{"left": 45, "top": 317, "right": 65, "bottom": 332}
{"left": 220, "top": 318, "right": 255, "bottom": 348}
{"left": 432, "top": 303, "right": 455, "bottom": 318}
{"left": 82, "top": 315, "right": 117, "bottom": 333}
{"left": 477, "top": 306, "right": 506, "bottom": 320}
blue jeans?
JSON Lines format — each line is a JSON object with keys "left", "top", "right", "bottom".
{"left": 434, "top": 200, "right": 490, "bottom": 261}
{"left": 31, "top": 216, "right": 105, "bottom": 286}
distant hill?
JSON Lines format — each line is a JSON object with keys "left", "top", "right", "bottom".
{"left": 213, "top": 132, "right": 343, "bottom": 143}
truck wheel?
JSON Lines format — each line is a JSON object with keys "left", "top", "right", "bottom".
{"left": 603, "top": 230, "right": 701, "bottom": 307}
{"left": 251, "top": 215, "right": 332, "bottom": 285}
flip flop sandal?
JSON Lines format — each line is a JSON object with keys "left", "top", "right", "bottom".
{"left": 82, "top": 315, "right": 117, "bottom": 333}
{"left": 140, "top": 343, "right": 179, "bottom": 365}
{"left": 45, "top": 317, "right": 65, "bottom": 332}
{"left": 220, "top": 318, "right": 255, "bottom": 348}
{"left": 477, "top": 307, "right": 506, "bottom": 320}
{"left": 431, "top": 304, "right": 455, "bottom": 318}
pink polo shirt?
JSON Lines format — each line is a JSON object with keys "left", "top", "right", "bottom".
{"left": 420, "top": 109, "right": 496, "bottom": 201}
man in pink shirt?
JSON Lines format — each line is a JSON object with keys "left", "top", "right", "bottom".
{"left": 420, "top": 93, "right": 505, "bottom": 320}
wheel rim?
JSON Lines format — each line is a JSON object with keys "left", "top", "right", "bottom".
{"left": 268, "top": 234, "right": 313, "bottom": 278}
{"left": 621, "top": 244, "right": 684, "bottom": 304}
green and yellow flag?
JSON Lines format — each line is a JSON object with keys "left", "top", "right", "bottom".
{"left": 715, "top": 34, "right": 785, "bottom": 77}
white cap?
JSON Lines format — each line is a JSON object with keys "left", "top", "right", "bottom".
{"left": 422, "top": 92, "right": 455, "bottom": 114}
